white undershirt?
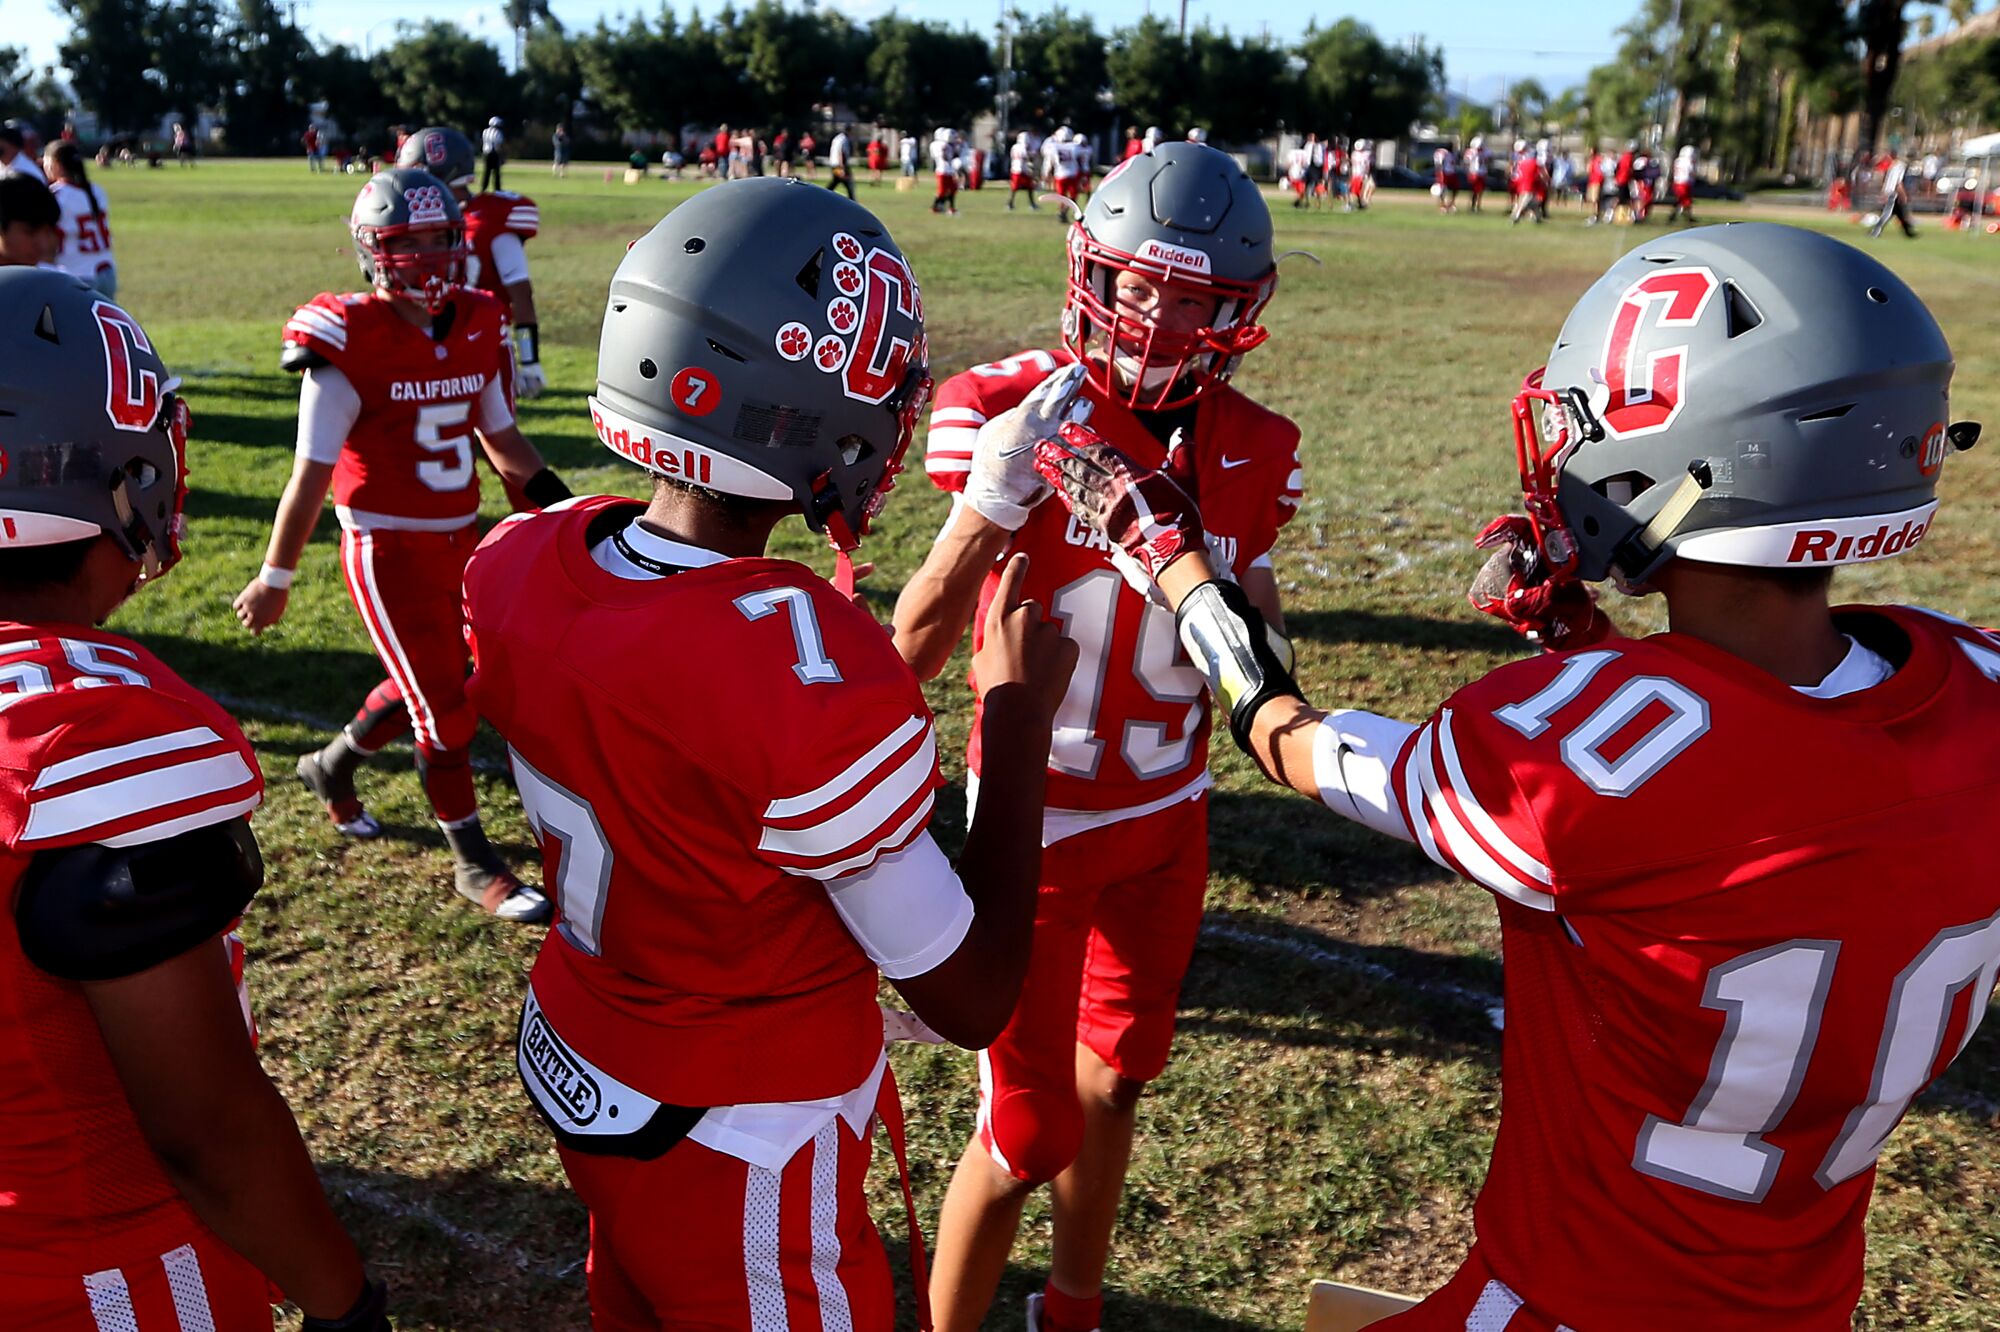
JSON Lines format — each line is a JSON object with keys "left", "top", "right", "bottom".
{"left": 294, "top": 363, "right": 513, "bottom": 466}
{"left": 1311, "top": 634, "right": 1898, "bottom": 847}
{"left": 1, "top": 154, "right": 46, "bottom": 185}
{"left": 485, "top": 230, "right": 530, "bottom": 287}
{"left": 579, "top": 516, "right": 973, "bottom": 1162}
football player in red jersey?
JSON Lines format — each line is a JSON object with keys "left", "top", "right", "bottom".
{"left": 1036, "top": 222, "right": 2000, "bottom": 1331}
{"left": 462, "top": 178, "right": 1076, "bottom": 1331}
{"left": 0, "top": 268, "right": 392, "bottom": 1332}
{"left": 893, "top": 141, "right": 1301, "bottom": 1332}
{"left": 395, "top": 127, "right": 545, "bottom": 402}
{"left": 232, "top": 168, "right": 570, "bottom": 923}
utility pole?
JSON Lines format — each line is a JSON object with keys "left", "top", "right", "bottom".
{"left": 997, "top": 1, "right": 1012, "bottom": 154}
{"left": 1179, "top": 0, "right": 1188, "bottom": 39}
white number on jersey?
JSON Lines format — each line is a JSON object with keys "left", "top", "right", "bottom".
{"left": 1635, "top": 914, "right": 2000, "bottom": 1202}
{"left": 1493, "top": 649, "right": 1709, "bottom": 797}
{"left": 734, "top": 586, "right": 842, "bottom": 685}
{"left": 511, "top": 747, "right": 614, "bottom": 956}
{"left": 969, "top": 350, "right": 1058, "bottom": 380}
{"left": 0, "top": 638, "right": 152, "bottom": 710}
{"left": 1047, "top": 568, "right": 1205, "bottom": 781}
{"left": 414, "top": 401, "right": 476, "bottom": 492}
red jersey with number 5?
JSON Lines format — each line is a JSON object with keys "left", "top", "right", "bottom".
{"left": 461, "top": 191, "right": 539, "bottom": 317}
{"left": 925, "top": 348, "right": 1302, "bottom": 812}
{"left": 463, "top": 497, "right": 943, "bottom": 1107}
{"left": 1389, "top": 607, "right": 2000, "bottom": 1329}
{"left": 0, "top": 627, "right": 263, "bottom": 1272}
{"left": 282, "top": 287, "right": 506, "bottom": 529}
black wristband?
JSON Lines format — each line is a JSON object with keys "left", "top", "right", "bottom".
{"left": 517, "top": 321, "right": 540, "bottom": 364}
{"left": 302, "top": 1276, "right": 390, "bottom": 1331}
{"left": 522, "top": 467, "right": 572, "bottom": 509}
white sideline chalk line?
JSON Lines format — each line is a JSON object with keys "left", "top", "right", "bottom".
{"left": 334, "top": 1178, "right": 584, "bottom": 1280}
{"left": 1200, "top": 920, "right": 1508, "bottom": 1031}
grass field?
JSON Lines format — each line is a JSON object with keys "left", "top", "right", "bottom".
{"left": 87, "top": 158, "right": 2000, "bottom": 1330}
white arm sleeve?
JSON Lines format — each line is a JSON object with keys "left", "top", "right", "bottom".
{"left": 472, "top": 374, "right": 515, "bottom": 434}
{"left": 1311, "top": 708, "right": 1420, "bottom": 843}
{"left": 824, "top": 830, "right": 974, "bottom": 980}
{"left": 487, "top": 230, "right": 530, "bottom": 287}
{"left": 295, "top": 365, "right": 361, "bottom": 465}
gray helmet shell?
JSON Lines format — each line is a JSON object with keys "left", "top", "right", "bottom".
{"left": 396, "top": 127, "right": 477, "bottom": 189}
{"left": 349, "top": 167, "right": 465, "bottom": 297}
{"left": 1080, "top": 141, "right": 1273, "bottom": 286}
{"left": 592, "top": 178, "right": 931, "bottom": 540}
{"left": 0, "top": 268, "right": 187, "bottom": 576}
{"left": 1538, "top": 222, "right": 1956, "bottom": 581}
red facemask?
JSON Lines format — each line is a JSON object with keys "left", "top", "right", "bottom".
{"left": 1509, "top": 367, "right": 1605, "bottom": 584}
{"left": 355, "top": 222, "right": 467, "bottom": 314}
{"left": 1062, "top": 224, "right": 1274, "bottom": 411}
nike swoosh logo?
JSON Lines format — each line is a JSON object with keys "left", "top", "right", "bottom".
{"left": 467, "top": 331, "right": 485, "bottom": 341}
{"left": 1220, "top": 455, "right": 1252, "bottom": 469}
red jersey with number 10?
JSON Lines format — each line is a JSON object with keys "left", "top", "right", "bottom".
{"left": 282, "top": 287, "right": 507, "bottom": 530}
{"left": 463, "top": 498, "right": 944, "bottom": 1107}
{"left": 1389, "top": 607, "right": 2000, "bottom": 1329}
{"left": 926, "top": 348, "right": 1302, "bottom": 813}
{"left": 0, "top": 627, "right": 263, "bottom": 1273}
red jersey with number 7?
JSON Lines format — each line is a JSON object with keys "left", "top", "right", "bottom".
{"left": 925, "top": 348, "right": 1302, "bottom": 813}
{"left": 0, "top": 627, "right": 263, "bottom": 1271}
{"left": 1387, "top": 607, "right": 2000, "bottom": 1329}
{"left": 282, "top": 287, "right": 507, "bottom": 529}
{"left": 463, "top": 497, "right": 943, "bottom": 1107}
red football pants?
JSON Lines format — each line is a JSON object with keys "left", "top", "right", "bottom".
{"left": 1373, "top": 1245, "right": 1568, "bottom": 1332}
{"left": 935, "top": 175, "right": 957, "bottom": 203}
{"left": 338, "top": 524, "right": 481, "bottom": 823}
{"left": 557, "top": 1117, "right": 895, "bottom": 1331}
{"left": 977, "top": 795, "right": 1209, "bottom": 1184}
{"left": 7, "top": 1230, "right": 273, "bottom": 1331}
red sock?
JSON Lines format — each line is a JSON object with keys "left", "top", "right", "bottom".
{"left": 1042, "top": 1283, "right": 1101, "bottom": 1332}
{"left": 416, "top": 746, "right": 478, "bottom": 826}
{"left": 348, "top": 679, "right": 412, "bottom": 753}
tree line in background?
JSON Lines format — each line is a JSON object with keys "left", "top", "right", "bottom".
{"left": 0, "top": 0, "right": 1440, "bottom": 159}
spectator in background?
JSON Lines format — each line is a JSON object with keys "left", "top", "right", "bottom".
{"left": 662, "top": 145, "right": 684, "bottom": 179}
{"left": 60, "top": 121, "right": 77, "bottom": 144}
{"left": 827, "top": 125, "right": 855, "bottom": 200}
{"left": 1122, "top": 125, "right": 1142, "bottom": 160}
{"left": 43, "top": 141, "right": 116, "bottom": 296}
{"left": 172, "top": 122, "right": 195, "bottom": 167}
{"left": 552, "top": 123, "right": 571, "bottom": 177}
{"left": 867, "top": 134, "right": 887, "bottom": 184}
{"left": 303, "top": 124, "right": 324, "bottom": 173}
{"left": 773, "top": 127, "right": 793, "bottom": 177}
{"left": 480, "top": 116, "right": 505, "bottom": 192}
{"left": 1464, "top": 135, "right": 1487, "bottom": 213}
{"left": 798, "top": 129, "right": 817, "bottom": 179}
{"left": 1670, "top": 144, "right": 1698, "bottom": 223}
{"left": 1143, "top": 125, "right": 1162, "bottom": 153}
{"left": 0, "top": 125, "right": 48, "bottom": 185}
{"left": 0, "top": 174, "right": 59, "bottom": 266}
{"left": 1872, "top": 153, "right": 1918, "bottom": 239}
{"left": 902, "top": 131, "right": 919, "bottom": 181}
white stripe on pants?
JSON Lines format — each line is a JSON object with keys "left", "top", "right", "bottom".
{"left": 742, "top": 1120, "right": 856, "bottom": 1332}
{"left": 342, "top": 529, "right": 440, "bottom": 748}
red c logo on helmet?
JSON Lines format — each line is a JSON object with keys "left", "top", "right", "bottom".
{"left": 93, "top": 301, "right": 159, "bottom": 433}
{"left": 1598, "top": 266, "right": 1719, "bottom": 439}
{"left": 843, "top": 250, "right": 916, "bottom": 406}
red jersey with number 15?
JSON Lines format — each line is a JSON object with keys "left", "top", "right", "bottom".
{"left": 1388, "top": 607, "right": 2000, "bottom": 1329}
{"left": 282, "top": 287, "right": 507, "bottom": 530}
{"left": 925, "top": 348, "right": 1302, "bottom": 813}
{"left": 461, "top": 191, "right": 539, "bottom": 317}
{"left": 0, "top": 627, "right": 263, "bottom": 1273}
{"left": 463, "top": 497, "right": 943, "bottom": 1107}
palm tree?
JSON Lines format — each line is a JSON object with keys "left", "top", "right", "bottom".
{"left": 503, "top": 0, "right": 553, "bottom": 72}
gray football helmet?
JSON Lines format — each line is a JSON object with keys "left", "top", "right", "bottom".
{"left": 591, "top": 177, "right": 931, "bottom": 545}
{"left": 350, "top": 168, "right": 466, "bottom": 314}
{"left": 0, "top": 268, "right": 190, "bottom": 582}
{"left": 396, "top": 126, "right": 477, "bottom": 191}
{"left": 1517, "top": 222, "right": 1970, "bottom": 583}
{"left": 1063, "top": 141, "right": 1276, "bottom": 410}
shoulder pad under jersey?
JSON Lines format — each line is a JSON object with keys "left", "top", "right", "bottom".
{"left": 15, "top": 818, "right": 263, "bottom": 982}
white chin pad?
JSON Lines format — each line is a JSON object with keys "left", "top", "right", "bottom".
{"left": 1112, "top": 352, "right": 1178, "bottom": 391}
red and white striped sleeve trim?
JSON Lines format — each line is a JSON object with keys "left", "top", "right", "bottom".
{"left": 284, "top": 302, "right": 348, "bottom": 352}
{"left": 21, "top": 724, "right": 261, "bottom": 849}
{"left": 1398, "top": 708, "right": 1555, "bottom": 910}
{"left": 759, "top": 714, "right": 939, "bottom": 881}
{"left": 924, "top": 403, "right": 986, "bottom": 480}
{"left": 507, "top": 206, "right": 540, "bottom": 233}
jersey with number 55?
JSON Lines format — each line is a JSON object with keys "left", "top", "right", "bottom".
{"left": 926, "top": 348, "right": 1301, "bottom": 813}
{"left": 281, "top": 287, "right": 508, "bottom": 529}
{"left": 1393, "top": 606, "right": 2000, "bottom": 1328}
{"left": 462, "top": 497, "right": 943, "bottom": 1108}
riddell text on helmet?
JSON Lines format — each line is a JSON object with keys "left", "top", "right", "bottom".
{"left": 1788, "top": 516, "right": 1929, "bottom": 563}
{"left": 591, "top": 404, "right": 715, "bottom": 485}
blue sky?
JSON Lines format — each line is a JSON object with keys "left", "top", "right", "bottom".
{"left": 10, "top": 0, "right": 1626, "bottom": 109}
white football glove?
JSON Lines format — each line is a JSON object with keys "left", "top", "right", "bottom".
{"left": 961, "top": 362, "right": 1091, "bottom": 530}
{"left": 513, "top": 326, "right": 546, "bottom": 400}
